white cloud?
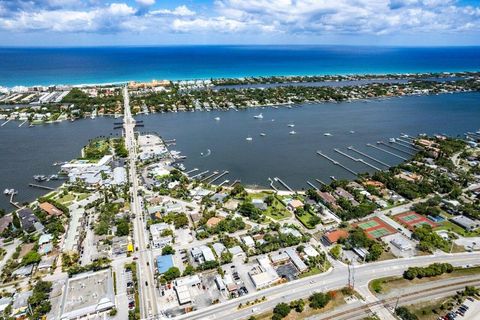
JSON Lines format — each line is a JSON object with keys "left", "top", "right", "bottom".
{"left": 150, "top": 5, "right": 196, "bottom": 17}
{"left": 0, "top": 0, "right": 478, "bottom": 40}
{"left": 136, "top": 0, "right": 155, "bottom": 6}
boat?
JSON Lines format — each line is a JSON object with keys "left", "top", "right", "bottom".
{"left": 389, "top": 138, "right": 396, "bottom": 143}
{"left": 288, "top": 124, "right": 295, "bottom": 127}
{"left": 253, "top": 113, "right": 263, "bottom": 119}
{"left": 260, "top": 133, "right": 266, "bottom": 137}
{"left": 214, "top": 117, "right": 220, "bottom": 121}
{"left": 330, "top": 176, "right": 336, "bottom": 180}
{"left": 33, "top": 175, "right": 47, "bottom": 182}
{"left": 289, "top": 131, "right": 296, "bottom": 135}
{"left": 349, "top": 130, "right": 355, "bottom": 134}
{"left": 246, "top": 137, "right": 253, "bottom": 141}
{"left": 48, "top": 174, "right": 59, "bottom": 180}
{"left": 3, "top": 189, "right": 10, "bottom": 195}
{"left": 200, "top": 149, "right": 211, "bottom": 157}
{"left": 324, "top": 133, "right": 332, "bottom": 136}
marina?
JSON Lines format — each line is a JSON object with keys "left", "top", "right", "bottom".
{"left": 367, "top": 143, "right": 409, "bottom": 161}
{"left": 2, "top": 92, "right": 480, "bottom": 210}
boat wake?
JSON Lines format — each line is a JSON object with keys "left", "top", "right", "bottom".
{"left": 201, "top": 149, "right": 212, "bottom": 157}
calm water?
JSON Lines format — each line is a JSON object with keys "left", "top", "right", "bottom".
{"left": 1, "top": 92, "right": 479, "bottom": 211}
{"left": 0, "top": 46, "right": 479, "bottom": 86}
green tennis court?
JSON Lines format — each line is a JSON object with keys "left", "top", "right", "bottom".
{"left": 368, "top": 228, "right": 391, "bottom": 238}
{"left": 358, "top": 220, "right": 380, "bottom": 229}
{"left": 400, "top": 214, "right": 419, "bottom": 222}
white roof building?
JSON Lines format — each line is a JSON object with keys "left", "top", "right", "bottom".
{"left": 242, "top": 236, "right": 255, "bottom": 248}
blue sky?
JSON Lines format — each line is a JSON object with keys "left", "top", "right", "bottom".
{"left": 0, "top": 0, "right": 479, "bottom": 46}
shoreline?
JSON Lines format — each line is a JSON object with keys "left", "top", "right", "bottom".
{"left": 1, "top": 70, "right": 479, "bottom": 89}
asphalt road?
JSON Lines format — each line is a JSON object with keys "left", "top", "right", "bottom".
{"left": 124, "top": 87, "right": 158, "bottom": 319}
{"left": 173, "top": 252, "right": 480, "bottom": 320}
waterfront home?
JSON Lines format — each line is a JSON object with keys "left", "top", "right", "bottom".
{"left": 287, "top": 199, "right": 304, "bottom": 212}
{"left": 39, "top": 202, "right": 63, "bottom": 217}
{"left": 316, "top": 191, "right": 339, "bottom": 209}
{"left": 17, "top": 208, "right": 43, "bottom": 233}
{"left": 334, "top": 187, "right": 359, "bottom": 206}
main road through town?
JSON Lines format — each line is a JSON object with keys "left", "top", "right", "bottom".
{"left": 123, "top": 86, "right": 159, "bottom": 319}
{"left": 175, "top": 252, "right": 480, "bottom": 320}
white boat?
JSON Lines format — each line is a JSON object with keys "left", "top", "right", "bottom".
{"left": 3, "top": 189, "right": 10, "bottom": 195}
{"left": 349, "top": 130, "right": 355, "bottom": 134}
{"left": 246, "top": 137, "right": 253, "bottom": 141}
{"left": 389, "top": 138, "right": 396, "bottom": 143}
{"left": 200, "top": 149, "right": 211, "bottom": 157}
{"left": 289, "top": 131, "right": 296, "bottom": 135}
{"left": 214, "top": 117, "right": 220, "bottom": 121}
{"left": 260, "top": 133, "right": 266, "bottom": 136}
{"left": 253, "top": 113, "right": 263, "bottom": 119}
{"left": 324, "top": 133, "right": 332, "bottom": 136}
{"left": 288, "top": 124, "right": 295, "bottom": 127}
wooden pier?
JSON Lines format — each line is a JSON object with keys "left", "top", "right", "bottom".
{"left": 268, "top": 178, "right": 279, "bottom": 192}
{"left": 274, "top": 177, "right": 294, "bottom": 192}
{"left": 1, "top": 119, "right": 10, "bottom": 127}
{"left": 347, "top": 146, "right": 390, "bottom": 167}
{"left": 218, "top": 180, "right": 230, "bottom": 187}
{"left": 185, "top": 168, "right": 198, "bottom": 175}
{"left": 367, "top": 144, "right": 408, "bottom": 160}
{"left": 28, "top": 184, "right": 54, "bottom": 190}
{"left": 307, "top": 181, "right": 319, "bottom": 190}
{"left": 379, "top": 141, "right": 415, "bottom": 155}
{"left": 334, "top": 148, "right": 382, "bottom": 171}
{"left": 316, "top": 151, "right": 358, "bottom": 176}
{"left": 200, "top": 171, "right": 219, "bottom": 182}
{"left": 9, "top": 193, "right": 21, "bottom": 209}
{"left": 229, "top": 180, "right": 241, "bottom": 188}
{"left": 190, "top": 170, "right": 209, "bottom": 179}
{"left": 315, "top": 179, "right": 327, "bottom": 186}
{"left": 391, "top": 140, "right": 419, "bottom": 151}
{"left": 209, "top": 171, "right": 229, "bottom": 184}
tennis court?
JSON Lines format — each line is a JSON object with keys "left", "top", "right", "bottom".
{"left": 394, "top": 211, "right": 437, "bottom": 230}
{"left": 358, "top": 220, "right": 380, "bottom": 230}
{"left": 354, "top": 217, "right": 397, "bottom": 239}
{"left": 368, "top": 227, "right": 392, "bottom": 238}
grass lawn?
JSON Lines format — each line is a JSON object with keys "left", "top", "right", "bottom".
{"left": 253, "top": 290, "right": 354, "bottom": 320}
{"left": 57, "top": 193, "right": 75, "bottom": 204}
{"left": 264, "top": 199, "right": 292, "bottom": 221}
{"left": 435, "top": 221, "right": 480, "bottom": 237}
{"left": 296, "top": 210, "right": 318, "bottom": 229}
{"left": 405, "top": 296, "right": 458, "bottom": 320}
{"left": 76, "top": 193, "right": 90, "bottom": 201}
{"left": 369, "top": 266, "right": 480, "bottom": 295}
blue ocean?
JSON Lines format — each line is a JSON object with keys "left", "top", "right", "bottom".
{"left": 0, "top": 45, "right": 479, "bottom": 87}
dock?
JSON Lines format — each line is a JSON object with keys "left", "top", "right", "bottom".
{"left": 189, "top": 170, "right": 209, "bottom": 179}
{"left": 218, "top": 180, "right": 230, "bottom": 187}
{"left": 274, "top": 177, "right": 294, "bottom": 192}
{"left": 378, "top": 141, "right": 415, "bottom": 155}
{"left": 316, "top": 151, "right": 357, "bottom": 176}
{"left": 229, "top": 180, "right": 241, "bottom": 188}
{"left": 200, "top": 171, "right": 218, "bottom": 182}
{"left": 9, "top": 193, "right": 21, "bottom": 209}
{"left": 185, "top": 168, "right": 198, "bottom": 175}
{"left": 315, "top": 179, "right": 327, "bottom": 186}
{"left": 391, "top": 140, "right": 419, "bottom": 151}
{"left": 347, "top": 146, "right": 390, "bottom": 167}
{"left": 334, "top": 148, "right": 382, "bottom": 171}
{"left": 268, "top": 178, "right": 279, "bottom": 192}
{"left": 18, "top": 120, "right": 27, "bottom": 127}
{"left": 1, "top": 119, "right": 10, "bottom": 127}
{"left": 209, "top": 170, "right": 229, "bottom": 184}
{"left": 367, "top": 144, "right": 408, "bottom": 160}
{"left": 396, "top": 137, "right": 417, "bottom": 146}
{"left": 307, "top": 181, "right": 319, "bottom": 190}
{"left": 28, "top": 184, "right": 54, "bottom": 190}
